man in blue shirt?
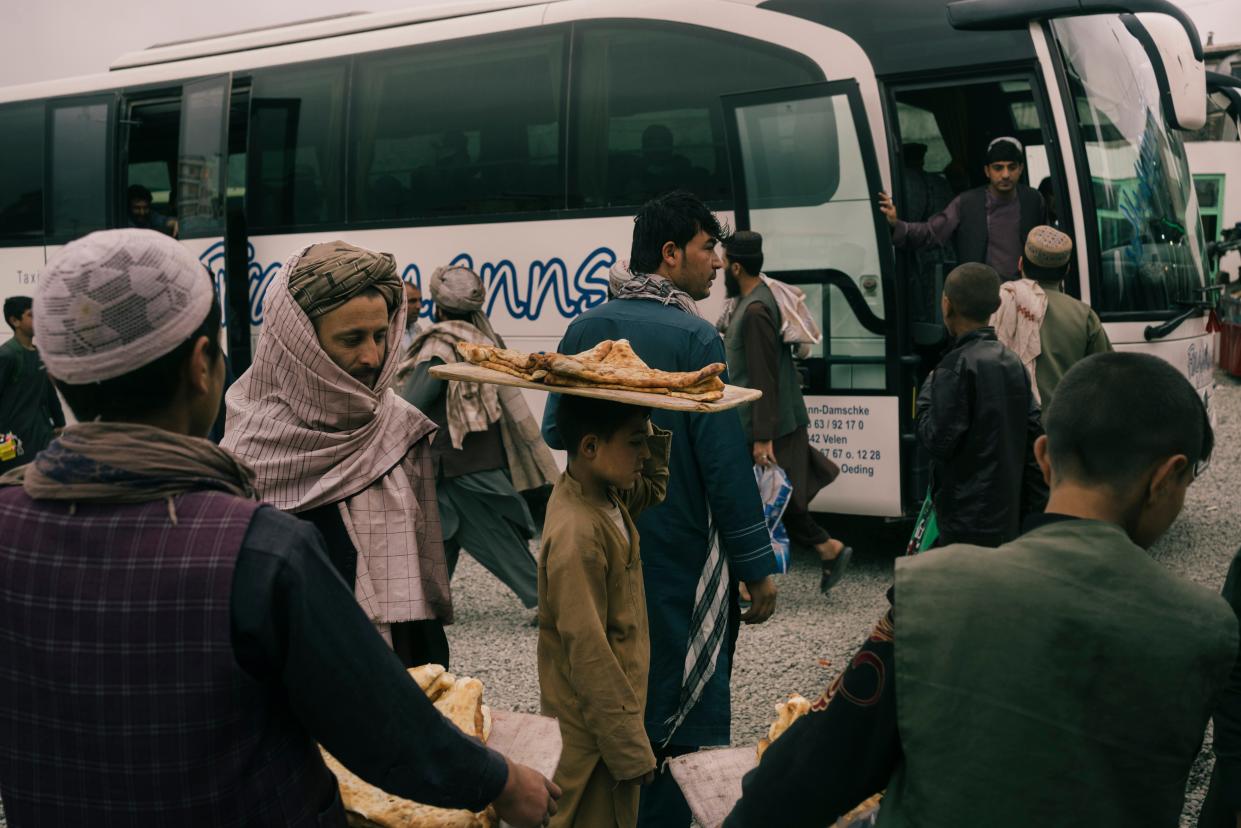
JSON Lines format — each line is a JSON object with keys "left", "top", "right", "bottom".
{"left": 542, "top": 191, "right": 778, "bottom": 828}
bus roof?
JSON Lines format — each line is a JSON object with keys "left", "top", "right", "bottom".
{"left": 109, "top": 0, "right": 556, "bottom": 71}
{"left": 759, "top": 0, "right": 1035, "bottom": 77}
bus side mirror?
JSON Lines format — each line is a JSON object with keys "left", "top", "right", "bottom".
{"left": 1129, "top": 13, "right": 1207, "bottom": 131}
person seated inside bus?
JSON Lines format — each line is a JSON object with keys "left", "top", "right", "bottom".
{"left": 616, "top": 124, "right": 707, "bottom": 205}
{"left": 915, "top": 262, "right": 1046, "bottom": 549}
{"left": 125, "top": 184, "right": 178, "bottom": 238}
{"left": 878, "top": 136, "right": 1046, "bottom": 280}
{"left": 724, "top": 352, "right": 1231, "bottom": 828}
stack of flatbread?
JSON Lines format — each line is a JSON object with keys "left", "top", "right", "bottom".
{"left": 455, "top": 339, "right": 727, "bottom": 402}
{"left": 322, "top": 664, "right": 496, "bottom": 828}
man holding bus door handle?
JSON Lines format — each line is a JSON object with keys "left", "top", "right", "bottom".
{"left": 877, "top": 136, "right": 1046, "bottom": 281}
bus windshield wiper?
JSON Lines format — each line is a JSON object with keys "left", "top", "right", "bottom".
{"left": 1144, "top": 286, "right": 1223, "bottom": 341}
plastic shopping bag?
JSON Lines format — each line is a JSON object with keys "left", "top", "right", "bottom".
{"left": 762, "top": 275, "right": 822, "bottom": 353}
{"left": 905, "top": 489, "right": 938, "bottom": 554}
{"left": 754, "top": 463, "right": 793, "bottom": 574}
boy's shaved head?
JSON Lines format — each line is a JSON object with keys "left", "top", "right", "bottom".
{"left": 944, "top": 263, "right": 1002, "bottom": 323}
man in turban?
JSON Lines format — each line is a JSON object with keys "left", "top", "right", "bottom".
{"left": 223, "top": 241, "right": 452, "bottom": 668}
{"left": 0, "top": 229, "right": 560, "bottom": 827}
{"left": 396, "top": 265, "right": 557, "bottom": 613}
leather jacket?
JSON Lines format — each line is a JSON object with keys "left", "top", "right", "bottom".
{"left": 916, "top": 327, "right": 1048, "bottom": 545}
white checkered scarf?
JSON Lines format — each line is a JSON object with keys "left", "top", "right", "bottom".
{"left": 397, "top": 319, "right": 558, "bottom": 492}
{"left": 222, "top": 244, "right": 452, "bottom": 626}
{"left": 991, "top": 278, "right": 1047, "bottom": 405}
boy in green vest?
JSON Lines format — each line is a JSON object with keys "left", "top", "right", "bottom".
{"left": 726, "top": 351, "right": 1234, "bottom": 828}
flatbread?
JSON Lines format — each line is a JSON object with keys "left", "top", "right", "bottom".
{"left": 479, "top": 360, "right": 547, "bottom": 381}
{"left": 322, "top": 749, "right": 494, "bottom": 828}
{"left": 756, "top": 694, "right": 811, "bottom": 762}
{"left": 424, "top": 671, "right": 457, "bottom": 704}
{"left": 546, "top": 355, "right": 725, "bottom": 390}
{"left": 571, "top": 340, "right": 614, "bottom": 363}
{"left": 599, "top": 339, "right": 647, "bottom": 369}
{"left": 434, "top": 677, "right": 486, "bottom": 740}
{"left": 407, "top": 664, "right": 446, "bottom": 695}
{"left": 542, "top": 374, "right": 725, "bottom": 401}
{"left": 456, "top": 341, "right": 546, "bottom": 371}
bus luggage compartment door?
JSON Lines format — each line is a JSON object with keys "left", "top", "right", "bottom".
{"left": 721, "top": 81, "right": 903, "bottom": 518}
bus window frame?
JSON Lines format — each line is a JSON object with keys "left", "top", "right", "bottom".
{"left": 881, "top": 64, "right": 1080, "bottom": 299}
{"left": 721, "top": 78, "right": 900, "bottom": 398}
{"left": 565, "top": 18, "right": 825, "bottom": 220}
{"left": 0, "top": 100, "right": 47, "bottom": 248}
{"left": 118, "top": 87, "right": 183, "bottom": 228}
{"left": 244, "top": 55, "right": 351, "bottom": 236}
{"left": 44, "top": 92, "right": 118, "bottom": 246}
{"left": 343, "top": 24, "right": 573, "bottom": 231}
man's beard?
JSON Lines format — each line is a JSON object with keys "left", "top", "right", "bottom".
{"left": 724, "top": 270, "right": 741, "bottom": 298}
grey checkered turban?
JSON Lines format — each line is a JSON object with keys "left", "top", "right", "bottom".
{"left": 287, "top": 241, "right": 402, "bottom": 319}
{"left": 35, "top": 229, "right": 215, "bottom": 385}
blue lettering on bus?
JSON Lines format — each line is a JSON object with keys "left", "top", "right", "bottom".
{"left": 200, "top": 242, "right": 616, "bottom": 328}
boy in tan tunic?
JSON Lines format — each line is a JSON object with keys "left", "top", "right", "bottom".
{"left": 538, "top": 395, "right": 671, "bottom": 827}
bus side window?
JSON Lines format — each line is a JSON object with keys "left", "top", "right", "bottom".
{"left": 0, "top": 102, "right": 44, "bottom": 243}
{"left": 47, "top": 98, "right": 111, "bottom": 241}
{"left": 247, "top": 61, "right": 347, "bottom": 231}
{"left": 349, "top": 29, "right": 566, "bottom": 222}
{"left": 568, "top": 23, "right": 822, "bottom": 210}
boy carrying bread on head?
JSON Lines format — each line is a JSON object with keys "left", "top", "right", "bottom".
{"left": 538, "top": 395, "right": 671, "bottom": 827}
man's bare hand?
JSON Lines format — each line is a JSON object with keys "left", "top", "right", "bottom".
{"left": 742, "top": 576, "right": 777, "bottom": 624}
{"left": 752, "top": 440, "right": 775, "bottom": 468}
{"left": 493, "top": 758, "right": 561, "bottom": 828}
{"left": 877, "top": 192, "right": 898, "bottom": 226}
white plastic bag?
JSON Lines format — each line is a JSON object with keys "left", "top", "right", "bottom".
{"left": 761, "top": 274, "right": 822, "bottom": 353}
{"left": 754, "top": 463, "right": 793, "bottom": 574}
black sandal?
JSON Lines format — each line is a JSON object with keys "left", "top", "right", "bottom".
{"left": 819, "top": 545, "right": 854, "bottom": 594}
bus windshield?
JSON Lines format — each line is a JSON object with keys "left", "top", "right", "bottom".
{"left": 1052, "top": 14, "right": 1206, "bottom": 315}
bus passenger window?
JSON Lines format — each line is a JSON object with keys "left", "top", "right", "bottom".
{"left": 247, "top": 61, "right": 347, "bottom": 231}
{"left": 350, "top": 30, "right": 566, "bottom": 222}
{"left": 569, "top": 24, "right": 821, "bottom": 210}
{"left": 0, "top": 103, "right": 44, "bottom": 242}
{"left": 48, "top": 99, "right": 111, "bottom": 241}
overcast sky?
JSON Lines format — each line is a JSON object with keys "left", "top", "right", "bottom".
{"left": 5, "top": 0, "right": 1240, "bottom": 88}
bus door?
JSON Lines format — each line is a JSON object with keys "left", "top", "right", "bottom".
{"left": 175, "top": 76, "right": 233, "bottom": 354}
{"left": 721, "top": 80, "right": 905, "bottom": 518}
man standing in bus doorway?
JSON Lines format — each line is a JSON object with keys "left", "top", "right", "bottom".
{"left": 878, "top": 137, "right": 1046, "bottom": 280}
{"left": 223, "top": 241, "right": 455, "bottom": 669}
{"left": 992, "top": 226, "right": 1112, "bottom": 410}
{"left": 0, "top": 296, "right": 64, "bottom": 472}
{"left": 542, "top": 191, "right": 779, "bottom": 828}
{"left": 717, "top": 231, "right": 852, "bottom": 593}
{"left": 395, "top": 264, "right": 557, "bottom": 617}
{"left": 0, "top": 229, "right": 561, "bottom": 828}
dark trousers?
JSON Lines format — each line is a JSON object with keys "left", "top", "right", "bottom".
{"left": 772, "top": 427, "right": 833, "bottom": 548}
{"left": 936, "top": 530, "right": 1004, "bottom": 549}
{"left": 637, "top": 744, "right": 696, "bottom": 828}
{"left": 391, "top": 620, "right": 450, "bottom": 670}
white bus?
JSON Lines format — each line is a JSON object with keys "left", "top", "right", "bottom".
{"left": 0, "top": 0, "right": 1216, "bottom": 518}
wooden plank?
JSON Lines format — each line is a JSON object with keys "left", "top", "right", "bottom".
{"left": 667, "top": 747, "right": 755, "bottom": 828}
{"left": 429, "top": 363, "right": 760, "bottom": 413}
{"left": 488, "top": 711, "right": 562, "bottom": 828}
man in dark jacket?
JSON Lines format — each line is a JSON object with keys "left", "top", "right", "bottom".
{"left": 0, "top": 296, "right": 64, "bottom": 472}
{"left": 878, "top": 137, "right": 1046, "bottom": 280}
{"left": 0, "top": 229, "right": 559, "bottom": 827}
{"left": 916, "top": 263, "right": 1046, "bottom": 547}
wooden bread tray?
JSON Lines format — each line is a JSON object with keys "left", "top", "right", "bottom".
{"left": 429, "top": 362, "right": 761, "bottom": 413}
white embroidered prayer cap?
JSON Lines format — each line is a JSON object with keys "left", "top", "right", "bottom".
{"left": 35, "top": 229, "right": 214, "bottom": 384}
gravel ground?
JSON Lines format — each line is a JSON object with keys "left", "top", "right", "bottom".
{"left": 1, "top": 373, "right": 1236, "bottom": 827}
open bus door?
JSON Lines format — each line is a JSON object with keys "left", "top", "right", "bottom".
{"left": 174, "top": 75, "right": 232, "bottom": 354}
{"left": 721, "top": 81, "right": 908, "bottom": 518}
